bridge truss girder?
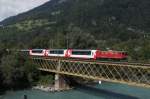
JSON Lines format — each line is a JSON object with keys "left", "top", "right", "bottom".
{"left": 32, "top": 58, "right": 150, "bottom": 88}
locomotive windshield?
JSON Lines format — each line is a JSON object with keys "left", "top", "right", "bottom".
{"left": 32, "top": 49, "right": 43, "bottom": 53}
{"left": 72, "top": 50, "right": 91, "bottom": 55}
{"left": 49, "top": 50, "right": 64, "bottom": 54}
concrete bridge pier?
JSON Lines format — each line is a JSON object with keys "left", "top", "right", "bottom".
{"left": 54, "top": 60, "right": 70, "bottom": 91}
{"left": 54, "top": 74, "right": 69, "bottom": 91}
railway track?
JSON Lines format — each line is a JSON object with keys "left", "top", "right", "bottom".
{"left": 31, "top": 56, "right": 150, "bottom": 67}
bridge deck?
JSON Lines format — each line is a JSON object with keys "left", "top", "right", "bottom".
{"left": 32, "top": 58, "right": 150, "bottom": 88}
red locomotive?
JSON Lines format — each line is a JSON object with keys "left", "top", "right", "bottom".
{"left": 29, "top": 49, "right": 127, "bottom": 60}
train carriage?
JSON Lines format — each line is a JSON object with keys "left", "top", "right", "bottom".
{"left": 67, "top": 49, "right": 97, "bottom": 59}
{"left": 29, "top": 49, "right": 128, "bottom": 60}
{"left": 29, "top": 49, "right": 46, "bottom": 56}
{"left": 46, "top": 49, "right": 67, "bottom": 57}
{"left": 96, "top": 50, "right": 128, "bottom": 59}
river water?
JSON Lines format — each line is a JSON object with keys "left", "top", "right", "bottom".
{"left": 1, "top": 82, "right": 150, "bottom": 99}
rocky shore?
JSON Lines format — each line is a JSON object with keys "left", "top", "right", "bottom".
{"left": 32, "top": 85, "right": 72, "bottom": 92}
{"left": 33, "top": 85, "right": 55, "bottom": 92}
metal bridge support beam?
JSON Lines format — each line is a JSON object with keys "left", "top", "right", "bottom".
{"left": 54, "top": 74, "right": 69, "bottom": 90}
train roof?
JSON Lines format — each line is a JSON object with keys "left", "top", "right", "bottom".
{"left": 106, "top": 50, "right": 127, "bottom": 52}
{"left": 29, "top": 49, "right": 127, "bottom": 52}
{"left": 70, "top": 49, "right": 95, "bottom": 51}
{"left": 47, "top": 49, "right": 67, "bottom": 50}
{"left": 31, "top": 49, "right": 45, "bottom": 50}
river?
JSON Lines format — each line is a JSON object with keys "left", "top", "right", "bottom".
{"left": 1, "top": 82, "right": 150, "bottom": 99}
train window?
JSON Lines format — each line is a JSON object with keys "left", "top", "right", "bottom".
{"left": 72, "top": 51, "right": 91, "bottom": 55}
{"left": 49, "top": 50, "right": 64, "bottom": 54}
{"left": 123, "top": 52, "right": 128, "bottom": 55}
{"left": 32, "top": 50, "right": 43, "bottom": 53}
{"left": 57, "top": 50, "right": 64, "bottom": 54}
{"left": 49, "top": 51, "right": 56, "bottom": 54}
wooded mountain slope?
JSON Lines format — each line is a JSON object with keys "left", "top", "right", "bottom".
{"left": 0, "top": 0, "right": 150, "bottom": 61}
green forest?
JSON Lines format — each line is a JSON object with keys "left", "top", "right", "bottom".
{"left": 0, "top": 0, "right": 150, "bottom": 91}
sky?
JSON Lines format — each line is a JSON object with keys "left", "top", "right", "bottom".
{"left": 0, "top": 0, "right": 49, "bottom": 21}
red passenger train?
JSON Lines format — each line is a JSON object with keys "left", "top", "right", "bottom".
{"left": 29, "top": 49, "right": 128, "bottom": 60}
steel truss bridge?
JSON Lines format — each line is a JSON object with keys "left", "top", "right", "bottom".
{"left": 32, "top": 58, "right": 150, "bottom": 88}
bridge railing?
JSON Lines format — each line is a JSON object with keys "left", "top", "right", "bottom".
{"left": 32, "top": 58, "right": 150, "bottom": 88}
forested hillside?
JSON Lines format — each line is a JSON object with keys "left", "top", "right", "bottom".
{"left": 0, "top": 0, "right": 150, "bottom": 91}
{"left": 0, "top": 0, "right": 150, "bottom": 90}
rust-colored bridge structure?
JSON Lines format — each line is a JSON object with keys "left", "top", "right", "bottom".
{"left": 32, "top": 57, "right": 150, "bottom": 89}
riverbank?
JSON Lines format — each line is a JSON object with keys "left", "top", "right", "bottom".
{"left": 32, "top": 85, "right": 73, "bottom": 92}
